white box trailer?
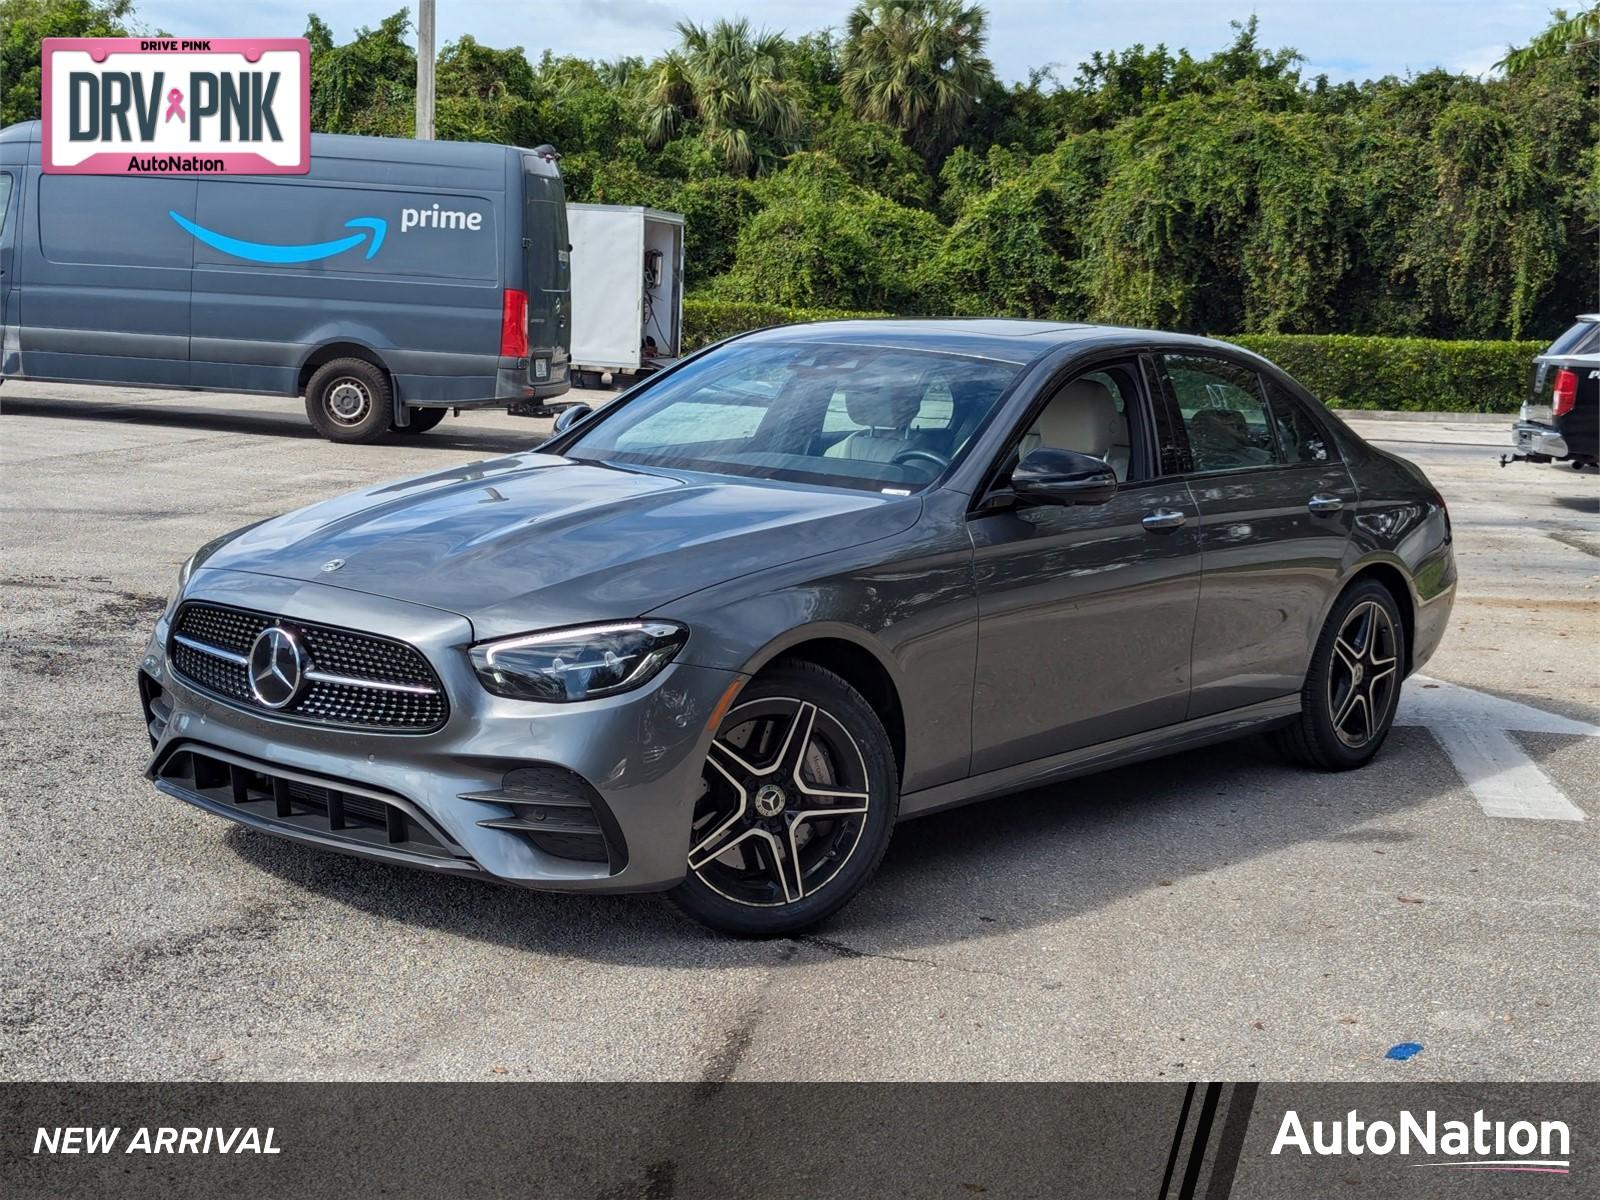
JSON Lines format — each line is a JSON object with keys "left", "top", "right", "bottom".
{"left": 565, "top": 204, "right": 685, "bottom": 391}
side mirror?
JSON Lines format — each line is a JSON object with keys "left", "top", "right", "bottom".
{"left": 552, "top": 403, "right": 593, "bottom": 434}
{"left": 1010, "top": 447, "right": 1118, "bottom": 506}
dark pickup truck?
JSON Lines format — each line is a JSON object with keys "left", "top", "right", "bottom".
{"left": 1504, "top": 315, "right": 1599, "bottom": 471}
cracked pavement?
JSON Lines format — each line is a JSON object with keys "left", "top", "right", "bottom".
{"left": 2, "top": 385, "right": 1595, "bottom": 1081}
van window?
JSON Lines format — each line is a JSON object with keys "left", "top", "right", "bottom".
{"left": 39, "top": 175, "right": 196, "bottom": 268}
{"left": 522, "top": 167, "right": 568, "bottom": 291}
{"left": 0, "top": 173, "right": 15, "bottom": 240}
{"left": 191, "top": 181, "right": 499, "bottom": 281}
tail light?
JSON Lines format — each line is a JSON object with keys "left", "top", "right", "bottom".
{"left": 499, "top": 289, "right": 529, "bottom": 358}
{"left": 1552, "top": 367, "right": 1578, "bottom": 417}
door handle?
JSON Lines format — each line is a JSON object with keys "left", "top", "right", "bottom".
{"left": 1142, "top": 508, "right": 1186, "bottom": 532}
{"left": 1307, "top": 494, "right": 1345, "bottom": 514}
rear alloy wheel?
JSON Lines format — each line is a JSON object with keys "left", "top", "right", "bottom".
{"left": 1274, "top": 579, "right": 1406, "bottom": 770}
{"left": 670, "top": 662, "right": 897, "bottom": 936}
{"left": 304, "top": 357, "right": 393, "bottom": 444}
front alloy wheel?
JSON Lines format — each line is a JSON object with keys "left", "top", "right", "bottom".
{"left": 671, "top": 662, "right": 897, "bottom": 935}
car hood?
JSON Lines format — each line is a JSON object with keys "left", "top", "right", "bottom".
{"left": 198, "top": 453, "right": 921, "bottom": 639}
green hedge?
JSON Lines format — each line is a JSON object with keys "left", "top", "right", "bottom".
{"left": 1222, "top": 334, "right": 1540, "bottom": 413}
{"left": 683, "top": 299, "right": 890, "bottom": 350}
{"left": 683, "top": 302, "right": 1538, "bottom": 413}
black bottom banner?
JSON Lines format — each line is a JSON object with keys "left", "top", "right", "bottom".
{"left": 2, "top": 1083, "right": 1590, "bottom": 1197}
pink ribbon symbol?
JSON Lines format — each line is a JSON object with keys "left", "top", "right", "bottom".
{"left": 164, "top": 88, "right": 185, "bottom": 123}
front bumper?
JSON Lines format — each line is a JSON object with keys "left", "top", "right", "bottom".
{"left": 1509, "top": 420, "right": 1569, "bottom": 461}
{"left": 140, "top": 569, "right": 742, "bottom": 893}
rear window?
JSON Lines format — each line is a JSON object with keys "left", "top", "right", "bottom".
{"left": 1546, "top": 320, "right": 1600, "bottom": 357}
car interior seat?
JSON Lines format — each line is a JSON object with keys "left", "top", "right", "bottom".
{"left": 1188, "top": 407, "right": 1270, "bottom": 470}
{"left": 1020, "top": 378, "right": 1131, "bottom": 479}
{"left": 824, "top": 384, "right": 937, "bottom": 462}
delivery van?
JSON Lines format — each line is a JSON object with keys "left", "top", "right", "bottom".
{"left": 0, "top": 121, "right": 570, "bottom": 442}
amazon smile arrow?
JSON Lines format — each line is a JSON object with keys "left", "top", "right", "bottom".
{"left": 168, "top": 211, "right": 387, "bottom": 263}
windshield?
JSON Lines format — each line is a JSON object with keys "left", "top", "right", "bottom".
{"left": 564, "top": 341, "right": 1021, "bottom": 492}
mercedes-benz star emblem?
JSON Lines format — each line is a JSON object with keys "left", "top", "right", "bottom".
{"left": 247, "top": 626, "right": 307, "bottom": 709}
{"left": 321, "top": 558, "right": 345, "bottom": 573}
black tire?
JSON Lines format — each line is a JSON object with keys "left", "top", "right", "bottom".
{"left": 304, "top": 357, "right": 393, "bottom": 444}
{"left": 396, "top": 406, "right": 447, "bottom": 435}
{"left": 670, "top": 660, "right": 899, "bottom": 936}
{"left": 1273, "top": 579, "right": 1407, "bottom": 771}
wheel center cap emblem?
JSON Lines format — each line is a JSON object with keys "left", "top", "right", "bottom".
{"left": 247, "top": 625, "right": 307, "bottom": 709}
{"left": 1352, "top": 663, "right": 1364, "bottom": 686}
{"left": 753, "top": 783, "right": 787, "bottom": 818}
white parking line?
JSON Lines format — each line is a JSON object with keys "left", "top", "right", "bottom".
{"left": 1395, "top": 676, "right": 1596, "bottom": 822}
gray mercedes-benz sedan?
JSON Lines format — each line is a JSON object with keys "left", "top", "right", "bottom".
{"left": 139, "top": 320, "right": 1455, "bottom": 934}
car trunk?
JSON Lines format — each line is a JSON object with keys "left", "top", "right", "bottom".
{"left": 1524, "top": 318, "right": 1599, "bottom": 423}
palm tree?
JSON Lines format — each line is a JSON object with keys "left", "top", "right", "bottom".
{"left": 643, "top": 19, "right": 803, "bottom": 176}
{"left": 840, "top": 0, "right": 994, "bottom": 161}
{"left": 1495, "top": 6, "right": 1599, "bottom": 74}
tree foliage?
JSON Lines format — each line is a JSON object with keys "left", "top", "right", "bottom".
{"left": 2, "top": 3, "right": 1592, "bottom": 340}
{"left": 1, "top": 0, "right": 137, "bottom": 126}
{"left": 306, "top": 10, "right": 414, "bottom": 137}
{"left": 1497, "top": 5, "right": 1599, "bottom": 73}
{"left": 839, "top": 0, "right": 995, "bottom": 161}
{"left": 642, "top": 19, "right": 803, "bottom": 176}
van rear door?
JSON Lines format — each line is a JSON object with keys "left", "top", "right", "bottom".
{"left": 0, "top": 170, "right": 16, "bottom": 367}
{"left": 521, "top": 159, "right": 570, "bottom": 392}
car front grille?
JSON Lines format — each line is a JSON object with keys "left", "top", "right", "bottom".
{"left": 155, "top": 745, "right": 475, "bottom": 868}
{"left": 169, "top": 602, "right": 448, "bottom": 732}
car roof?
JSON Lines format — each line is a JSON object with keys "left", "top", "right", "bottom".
{"left": 737, "top": 318, "right": 1234, "bottom": 366}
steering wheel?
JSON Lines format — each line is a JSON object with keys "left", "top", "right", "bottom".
{"left": 890, "top": 448, "right": 950, "bottom": 473}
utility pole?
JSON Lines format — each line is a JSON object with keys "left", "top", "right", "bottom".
{"left": 415, "top": 0, "right": 436, "bottom": 140}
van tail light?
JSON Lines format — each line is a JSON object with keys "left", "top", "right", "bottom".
{"left": 1552, "top": 367, "right": 1578, "bottom": 417}
{"left": 499, "top": 289, "right": 529, "bottom": 358}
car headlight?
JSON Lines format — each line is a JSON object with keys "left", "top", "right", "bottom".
{"left": 469, "top": 621, "right": 688, "bottom": 703}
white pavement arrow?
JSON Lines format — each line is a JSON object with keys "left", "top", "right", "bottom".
{"left": 1395, "top": 675, "right": 1598, "bottom": 822}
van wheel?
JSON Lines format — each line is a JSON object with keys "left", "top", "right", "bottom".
{"left": 397, "top": 407, "right": 447, "bottom": 435}
{"left": 305, "top": 358, "right": 393, "bottom": 444}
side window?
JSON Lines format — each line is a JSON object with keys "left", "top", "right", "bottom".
{"left": 1264, "top": 379, "right": 1334, "bottom": 464}
{"left": 39, "top": 175, "right": 197, "bottom": 268}
{"left": 1019, "top": 365, "right": 1141, "bottom": 482}
{"left": 0, "top": 172, "right": 14, "bottom": 241}
{"left": 1162, "top": 354, "right": 1283, "bottom": 474}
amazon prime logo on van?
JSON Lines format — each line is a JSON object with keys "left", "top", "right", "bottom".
{"left": 400, "top": 204, "right": 486, "bottom": 233}
{"left": 168, "top": 211, "right": 387, "bottom": 264}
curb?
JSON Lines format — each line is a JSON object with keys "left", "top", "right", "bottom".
{"left": 1329, "top": 409, "right": 1511, "bottom": 424}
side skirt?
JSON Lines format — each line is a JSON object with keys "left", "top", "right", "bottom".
{"left": 898, "top": 695, "right": 1301, "bottom": 820}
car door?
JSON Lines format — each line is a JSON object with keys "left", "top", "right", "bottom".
{"left": 1153, "top": 352, "right": 1357, "bottom": 719}
{"left": 967, "top": 358, "right": 1203, "bottom": 775}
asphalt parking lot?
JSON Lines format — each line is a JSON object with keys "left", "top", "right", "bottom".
{"left": 2, "top": 383, "right": 1596, "bottom": 1082}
